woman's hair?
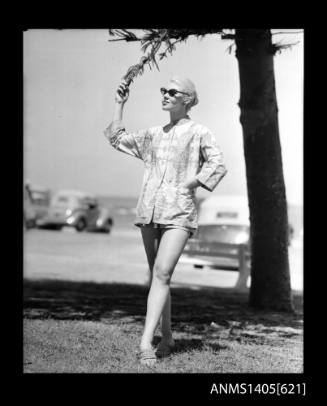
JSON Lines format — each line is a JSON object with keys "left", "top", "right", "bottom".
{"left": 169, "top": 76, "right": 199, "bottom": 112}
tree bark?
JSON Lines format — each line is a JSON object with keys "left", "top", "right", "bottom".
{"left": 235, "top": 29, "right": 293, "bottom": 311}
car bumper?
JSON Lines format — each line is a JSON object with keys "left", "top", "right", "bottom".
{"left": 179, "top": 254, "right": 240, "bottom": 270}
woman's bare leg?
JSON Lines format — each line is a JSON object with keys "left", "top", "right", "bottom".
{"left": 140, "top": 228, "right": 189, "bottom": 351}
{"left": 141, "top": 227, "right": 170, "bottom": 346}
{"left": 160, "top": 290, "right": 172, "bottom": 341}
{"left": 140, "top": 227, "right": 161, "bottom": 288}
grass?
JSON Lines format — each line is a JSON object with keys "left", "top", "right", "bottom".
{"left": 23, "top": 279, "right": 303, "bottom": 373}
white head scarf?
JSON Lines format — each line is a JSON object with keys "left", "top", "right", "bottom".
{"left": 169, "top": 76, "right": 199, "bottom": 112}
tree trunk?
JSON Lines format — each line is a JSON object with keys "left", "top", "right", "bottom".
{"left": 235, "top": 29, "right": 293, "bottom": 311}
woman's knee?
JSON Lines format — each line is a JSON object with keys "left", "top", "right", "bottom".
{"left": 146, "top": 267, "right": 153, "bottom": 286}
{"left": 153, "top": 263, "right": 172, "bottom": 284}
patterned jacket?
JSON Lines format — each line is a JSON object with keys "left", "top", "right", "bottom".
{"left": 104, "top": 119, "right": 227, "bottom": 230}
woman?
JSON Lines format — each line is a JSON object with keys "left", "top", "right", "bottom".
{"left": 104, "top": 76, "right": 227, "bottom": 366}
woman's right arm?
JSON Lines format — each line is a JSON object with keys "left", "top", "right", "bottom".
{"left": 112, "top": 80, "right": 129, "bottom": 121}
{"left": 104, "top": 81, "right": 150, "bottom": 160}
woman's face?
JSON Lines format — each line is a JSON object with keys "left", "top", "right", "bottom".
{"left": 161, "top": 82, "right": 188, "bottom": 113}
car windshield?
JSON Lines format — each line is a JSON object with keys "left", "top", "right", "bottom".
{"left": 31, "top": 191, "right": 50, "bottom": 205}
{"left": 195, "top": 225, "right": 249, "bottom": 244}
{"left": 51, "top": 195, "right": 69, "bottom": 205}
{"left": 51, "top": 195, "right": 79, "bottom": 207}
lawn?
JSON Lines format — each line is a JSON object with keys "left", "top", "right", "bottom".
{"left": 23, "top": 279, "right": 303, "bottom": 373}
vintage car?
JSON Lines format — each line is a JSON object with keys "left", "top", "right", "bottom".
{"left": 180, "top": 195, "right": 295, "bottom": 270}
{"left": 30, "top": 185, "right": 51, "bottom": 220}
{"left": 24, "top": 184, "right": 37, "bottom": 229}
{"left": 24, "top": 183, "right": 51, "bottom": 229}
{"left": 180, "top": 195, "right": 251, "bottom": 270}
{"left": 35, "top": 189, "right": 114, "bottom": 233}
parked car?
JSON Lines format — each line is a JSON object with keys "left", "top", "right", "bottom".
{"left": 30, "top": 185, "right": 51, "bottom": 220}
{"left": 36, "top": 189, "right": 114, "bottom": 233}
{"left": 24, "top": 183, "right": 37, "bottom": 229}
{"left": 24, "top": 183, "right": 51, "bottom": 229}
{"left": 180, "top": 195, "right": 251, "bottom": 270}
{"left": 180, "top": 195, "right": 294, "bottom": 270}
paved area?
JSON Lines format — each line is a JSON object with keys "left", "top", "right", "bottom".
{"left": 24, "top": 226, "right": 303, "bottom": 291}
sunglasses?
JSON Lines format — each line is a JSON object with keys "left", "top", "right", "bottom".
{"left": 160, "top": 87, "right": 190, "bottom": 97}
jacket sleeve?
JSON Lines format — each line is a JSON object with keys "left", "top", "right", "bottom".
{"left": 195, "top": 128, "right": 227, "bottom": 192}
{"left": 103, "top": 120, "right": 151, "bottom": 161}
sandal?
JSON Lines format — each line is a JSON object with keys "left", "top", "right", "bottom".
{"left": 138, "top": 347, "right": 157, "bottom": 367}
{"left": 156, "top": 339, "right": 175, "bottom": 358}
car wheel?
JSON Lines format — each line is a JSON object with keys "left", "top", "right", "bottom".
{"left": 104, "top": 221, "right": 112, "bottom": 233}
{"left": 75, "top": 218, "right": 87, "bottom": 232}
{"left": 53, "top": 225, "right": 63, "bottom": 231}
{"left": 25, "top": 219, "right": 35, "bottom": 229}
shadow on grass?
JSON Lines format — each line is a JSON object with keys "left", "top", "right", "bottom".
{"left": 151, "top": 336, "right": 213, "bottom": 355}
{"left": 24, "top": 278, "right": 303, "bottom": 353}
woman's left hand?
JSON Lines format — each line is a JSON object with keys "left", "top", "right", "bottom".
{"left": 183, "top": 178, "right": 200, "bottom": 191}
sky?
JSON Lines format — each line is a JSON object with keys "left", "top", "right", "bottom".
{"left": 23, "top": 29, "right": 303, "bottom": 205}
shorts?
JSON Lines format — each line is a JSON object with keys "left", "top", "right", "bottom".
{"left": 136, "top": 221, "right": 195, "bottom": 238}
